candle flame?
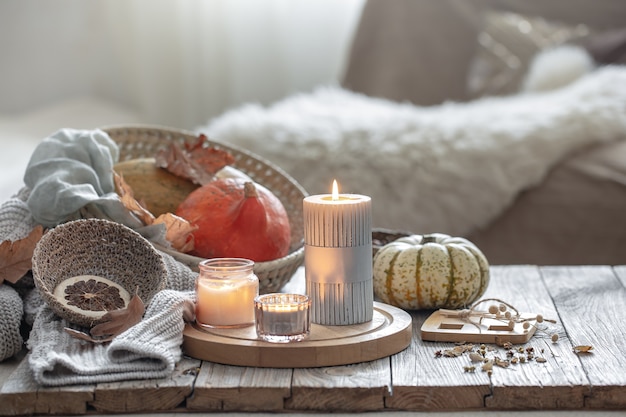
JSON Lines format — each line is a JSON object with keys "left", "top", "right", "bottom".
{"left": 332, "top": 179, "right": 339, "bottom": 201}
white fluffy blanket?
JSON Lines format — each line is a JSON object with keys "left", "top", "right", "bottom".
{"left": 200, "top": 66, "right": 626, "bottom": 236}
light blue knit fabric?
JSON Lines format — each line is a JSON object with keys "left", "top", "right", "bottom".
{"left": 23, "top": 128, "right": 143, "bottom": 229}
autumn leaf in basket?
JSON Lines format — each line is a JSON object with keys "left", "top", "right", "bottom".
{"left": 113, "top": 134, "right": 240, "bottom": 253}
{"left": 155, "top": 133, "right": 235, "bottom": 185}
{"left": 114, "top": 172, "right": 196, "bottom": 253}
{"left": 0, "top": 225, "right": 44, "bottom": 285}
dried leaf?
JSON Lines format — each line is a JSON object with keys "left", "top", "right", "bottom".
{"left": 64, "top": 327, "right": 112, "bottom": 344}
{"left": 90, "top": 292, "right": 145, "bottom": 339}
{"left": 443, "top": 347, "right": 464, "bottom": 357}
{"left": 153, "top": 212, "right": 197, "bottom": 253}
{"left": 573, "top": 345, "right": 594, "bottom": 354}
{"left": 0, "top": 225, "right": 44, "bottom": 285}
{"left": 114, "top": 172, "right": 156, "bottom": 225}
{"left": 155, "top": 134, "right": 235, "bottom": 185}
{"left": 113, "top": 172, "right": 196, "bottom": 253}
{"left": 494, "top": 357, "right": 510, "bottom": 368}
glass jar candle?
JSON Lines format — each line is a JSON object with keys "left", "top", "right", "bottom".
{"left": 195, "top": 258, "right": 259, "bottom": 329}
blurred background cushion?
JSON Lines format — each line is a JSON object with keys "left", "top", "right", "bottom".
{"left": 341, "top": 0, "right": 626, "bottom": 265}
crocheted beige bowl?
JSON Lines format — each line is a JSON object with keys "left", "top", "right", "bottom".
{"left": 32, "top": 218, "right": 167, "bottom": 328}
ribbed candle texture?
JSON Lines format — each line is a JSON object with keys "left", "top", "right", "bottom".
{"left": 303, "top": 194, "right": 373, "bottom": 325}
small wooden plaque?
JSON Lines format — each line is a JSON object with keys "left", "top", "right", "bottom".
{"left": 420, "top": 309, "right": 537, "bottom": 344}
{"left": 183, "top": 302, "right": 412, "bottom": 368}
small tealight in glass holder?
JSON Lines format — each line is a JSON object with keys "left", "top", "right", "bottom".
{"left": 254, "top": 293, "right": 311, "bottom": 343}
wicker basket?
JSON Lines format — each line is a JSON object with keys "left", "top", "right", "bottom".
{"left": 103, "top": 125, "right": 307, "bottom": 293}
{"left": 32, "top": 218, "right": 168, "bottom": 328}
{"left": 372, "top": 228, "right": 412, "bottom": 256}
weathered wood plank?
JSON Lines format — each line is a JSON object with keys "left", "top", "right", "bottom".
{"left": 0, "top": 350, "right": 24, "bottom": 391}
{"left": 0, "top": 355, "right": 93, "bottom": 416}
{"left": 541, "top": 265, "right": 626, "bottom": 409}
{"left": 90, "top": 356, "right": 200, "bottom": 413}
{"left": 484, "top": 266, "right": 590, "bottom": 410}
{"left": 2, "top": 266, "right": 625, "bottom": 414}
{"left": 386, "top": 309, "right": 491, "bottom": 411}
{"left": 387, "top": 265, "right": 592, "bottom": 411}
{"left": 187, "top": 361, "right": 292, "bottom": 411}
{"left": 287, "top": 359, "right": 390, "bottom": 412}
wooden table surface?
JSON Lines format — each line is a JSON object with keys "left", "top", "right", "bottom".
{"left": 1, "top": 265, "right": 625, "bottom": 415}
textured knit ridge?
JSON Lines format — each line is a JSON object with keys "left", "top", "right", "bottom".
{"left": 0, "top": 285, "right": 24, "bottom": 361}
{"left": 160, "top": 251, "right": 196, "bottom": 292}
{"left": 0, "top": 194, "right": 37, "bottom": 242}
{"left": 109, "top": 290, "right": 194, "bottom": 367}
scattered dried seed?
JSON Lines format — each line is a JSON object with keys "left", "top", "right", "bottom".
{"left": 551, "top": 334, "right": 559, "bottom": 343}
{"left": 573, "top": 345, "right": 594, "bottom": 354}
{"left": 536, "top": 357, "right": 547, "bottom": 363}
{"left": 495, "top": 358, "right": 510, "bottom": 368}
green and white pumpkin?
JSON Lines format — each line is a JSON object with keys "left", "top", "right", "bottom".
{"left": 373, "top": 233, "right": 490, "bottom": 310}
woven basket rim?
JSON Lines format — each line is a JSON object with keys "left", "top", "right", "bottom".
{"left": 101, "top": 123, "right": 309, "bottom": 198}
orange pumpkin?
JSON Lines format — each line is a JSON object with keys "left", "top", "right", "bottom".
{"left": 175, "top": 178, "right": 291, "bottom": 262}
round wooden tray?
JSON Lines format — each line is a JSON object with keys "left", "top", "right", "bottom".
{"left": 182, "top": 302, "right": 412, "bottom": 368}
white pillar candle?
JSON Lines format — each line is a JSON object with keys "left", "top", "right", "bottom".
{"left": 303, "top": 180, "right": 373, "bottom": 325}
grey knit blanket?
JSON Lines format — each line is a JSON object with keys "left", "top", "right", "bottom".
{"left": 28, "top": 288, "right": 195, "bottom": 386}
{"left": 25, "top": 248, "right": 196, "bottom": 386}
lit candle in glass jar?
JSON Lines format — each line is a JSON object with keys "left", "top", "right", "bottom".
{"left": 254, "top": 293, "right": 311, "bottom": 343}
{"left": 195, "top": 258, "right": 259, "bottom": 328}
{"left": 303, "top": 180, "right": 373, "bottom": 325}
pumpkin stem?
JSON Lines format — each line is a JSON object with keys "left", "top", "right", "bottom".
{"left": 421, "top": 235, "right": 438, "bottom": 244}
{"left": 243, "top": 181, "right": 258, "bottom": 198}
